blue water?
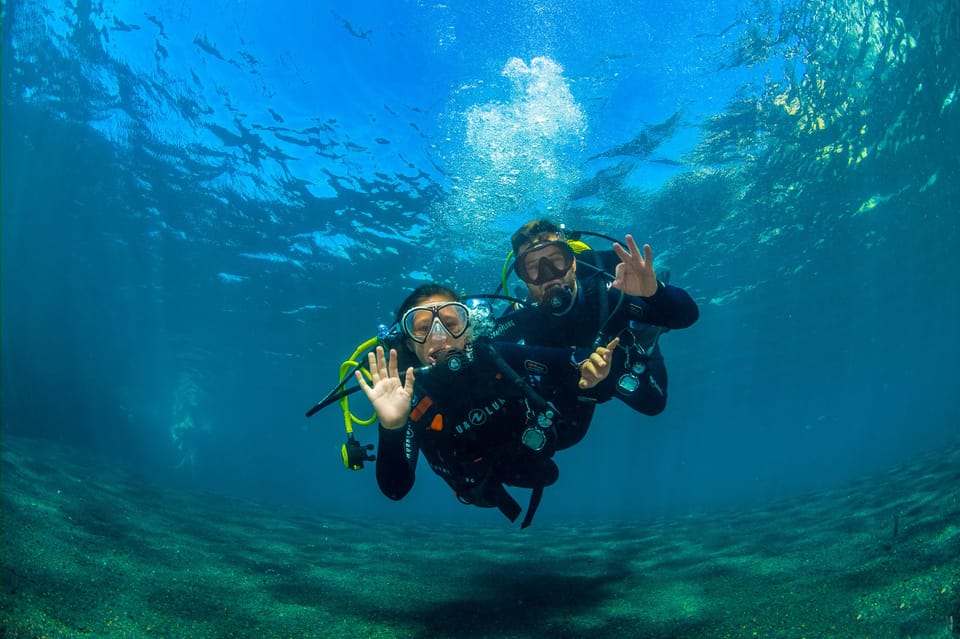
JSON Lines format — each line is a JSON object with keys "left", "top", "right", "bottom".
{"left": 2, "top": 0, "right": 958, "bottom": 527}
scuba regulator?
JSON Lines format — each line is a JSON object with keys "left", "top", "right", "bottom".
{"left": 543, "top": 285, "right": 574, "bottom": 315}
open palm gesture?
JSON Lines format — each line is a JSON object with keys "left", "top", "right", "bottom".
{"left": 355, "top": 346, "right": 415, "bottom": 430}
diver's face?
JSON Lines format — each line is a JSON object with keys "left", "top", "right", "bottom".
{"left": 406, "top": 294, "right": 470, "bottom": 366}
{"left": 518, "top": 235, "right": 578, "bottom": 306}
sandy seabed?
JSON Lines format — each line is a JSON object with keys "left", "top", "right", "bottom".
{"left": 2, "top": 435, "right": 958, "bottom": 639}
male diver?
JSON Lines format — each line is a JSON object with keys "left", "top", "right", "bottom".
{"left": 491, "top": 219, "right": 699, "bottom": 446}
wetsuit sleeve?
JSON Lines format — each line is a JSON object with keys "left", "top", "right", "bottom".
{"left": 621, "top": 282, "right": 699, "bottom": 329}
{"left": 375, "top": 423, "right": 417, "bottom": 500}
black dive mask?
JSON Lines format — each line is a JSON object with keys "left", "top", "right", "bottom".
{"left": 514, "top": 240, "right": 575, "bottom": 285}
{"left": 533, "top": 257, "right": 569, "bottom": 285}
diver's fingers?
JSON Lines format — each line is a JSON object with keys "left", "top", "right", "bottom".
{"left": 605, "top": 337, "right": 620, "bottom": 359}
{"left": 624, "top": 234, "right": 641, "bottom": 258}
{"left": 386, "top": 348, "right": 400, "bottom": 378}
{"left": 367, "top": 350, "right": 381, "bottom": 383}
{"left": 613, "top": 235, "right": 644, "bottom": 266}
{"left": 587, "top": 339, "right": 617, "bottom": 366}
{"left": 377, "top": 346, "right": 397, "bottom": 379}
{"left": 578, "top": 362, "right": 597, "bottom": 388}
{"left": 375, "top": 345, "right": 390, "bottom": 376}
{"left": 642, "top": 243, "right": 653, "bottom": 267}
{"left": 403, "top": 367, "right": 416, "bottom": 393}
{"left": 588, "top": 351, "right": 609, "bottom": 373}
{"left": 578, "top": 354, "right": 602, "bottom": 387}
{"left": 354, "top": 369, "right": 370, "bottom": 392}
{"left": 368, "top": 346, "right": 391, "bottom": 383}
{"left": 612, "top": 241, "right": 630, "bottom": 263}
{"left": 581, "top": 339, "right": 619, "bottom": 388}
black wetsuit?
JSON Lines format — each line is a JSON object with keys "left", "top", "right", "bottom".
{"left": 489, "top": 250, "right": 699, "bottom": 425}
{"left": 375, "top": 339, "right": 596, "bottom": 527}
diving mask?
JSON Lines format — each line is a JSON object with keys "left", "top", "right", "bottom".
{"left": 514, "top": 240, "right": 575, "bottom": 285}
{"left": 400, "top": 301, "right": 471, "bottom": 344}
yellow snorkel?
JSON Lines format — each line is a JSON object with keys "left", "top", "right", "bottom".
{"left": 335, "top": 337, "right": 379, "bottom": 469}
{"left": 338, "top": 336, "right": 379, "bottom": 435}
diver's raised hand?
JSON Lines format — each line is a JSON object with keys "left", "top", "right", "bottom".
{"left": 578, "top": 337, "right": 620, "bottom": 389}
{"left": 611, "top": 235, "right": 658, "bottom": 297}
{"left": 355, "top": 346, "right": 415, "bottom": 430}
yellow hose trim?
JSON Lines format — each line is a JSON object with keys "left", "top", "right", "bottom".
{"left": 338, "top": 336, "right": 380, "bottom": 434}
{"left": 500, "top": 249, "right": 515, "bottom": 305}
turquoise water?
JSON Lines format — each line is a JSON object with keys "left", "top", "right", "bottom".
{"left": 3, "top": 0, "right": 959, "bottom": 531}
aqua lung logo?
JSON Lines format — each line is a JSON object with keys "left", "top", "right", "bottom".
{"left": 455, "top": 398, "right": 506, "bottom": 434}
{"left": 487, "top": 319, "right": 516, "bottom": 340}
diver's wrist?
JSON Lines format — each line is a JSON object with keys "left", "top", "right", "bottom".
{"left": 379, "top": 417, "right": 407, "bottom": 431}
{"left": 642, "top": 279, "right": 664, "bottom": 298}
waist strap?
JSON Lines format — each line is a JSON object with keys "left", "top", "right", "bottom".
{"left": 520, "top": 486, "right": 544, "bottom": 529}
{"left": 488, "top": 482, "right": 545, "bottom": 529}
{"left": 463, "top": 479, "right": 546, "bottom": 528}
